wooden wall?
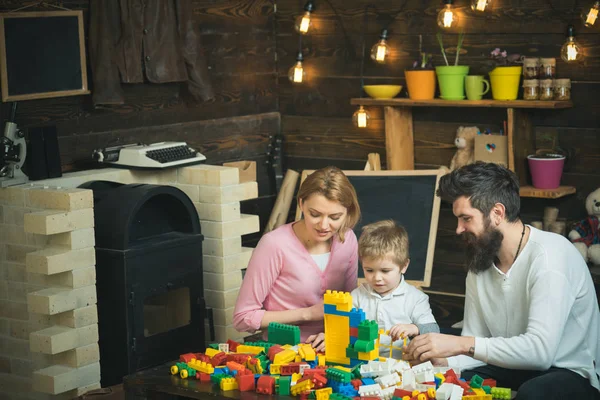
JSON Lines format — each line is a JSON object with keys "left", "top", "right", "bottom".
{"left": 276, "top": 0, "right": 600, "bottom": 326}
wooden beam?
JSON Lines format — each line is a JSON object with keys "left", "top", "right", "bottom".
{"left": 384, "top": 106, "right": 414, "bottom": 170}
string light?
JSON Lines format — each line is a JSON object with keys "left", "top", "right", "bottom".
{"left": 295, "top": 1, "right": 315, "bottom": 35}
{"left": 288, "top": 52, "right": 306, "bottom": 83}
{"left": 370, "top": 29, "right": 390, "bottom": 64}
{"left": 438, "top": 0, "right": 459, "bottom": 28}
{"left": 561, "top": 25, "right": 583, "bottom": 62}
{"left": 582, "top": 1, "right": 600, "bottom": 27}
{"left": 353, "top": 106, "right": 370, "bottom": 128}
{"left": 471, "top": 0, "right": 491, "bottom": 12}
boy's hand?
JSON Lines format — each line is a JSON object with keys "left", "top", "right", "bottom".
{"left": 389, "top": 323, "right": 419, "bottom": 341}
{"left": 306, "top": 332, "right": 325, "bottom": 352}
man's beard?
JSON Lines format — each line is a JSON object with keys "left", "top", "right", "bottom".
{"left": 461, "top": 221, "right": 504, "bottom": 273}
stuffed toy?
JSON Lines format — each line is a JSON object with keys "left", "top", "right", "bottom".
{"left": 450, "top": 126, "right": 479, "bottom": 171}
{"left": 568, "top": 187, "right": 600, "bottom": 265}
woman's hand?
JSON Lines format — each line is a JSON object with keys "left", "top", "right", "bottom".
{"left": 306, "top": 332, "right": 325, "bottom": 352}
{"left": 403, "top": 333, "right": 472, "bottom": 363}
{"left": 389, "top": 323, "right": 419, "bottom": 341}
{"left": 303, "top": 301, "right": 324, "bottom": 322}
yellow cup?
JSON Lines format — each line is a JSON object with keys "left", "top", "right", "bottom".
{"left": 489, "top": 66, "right": 522, "bottom": 100}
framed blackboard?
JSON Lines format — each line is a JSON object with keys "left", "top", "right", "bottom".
{"left": 296, "top": 169, "right": 444, "bottom": 288}
{"left": 0, "top": 11, "right": 89, "bottom": 102}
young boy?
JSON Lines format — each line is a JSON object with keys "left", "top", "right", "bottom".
{"left": 351, "top": 220, "right": 439, "bottom": 358}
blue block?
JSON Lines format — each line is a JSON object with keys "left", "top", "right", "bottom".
{"left": 325, "top": 304, "right": 355, "bottom": 317}
{"left": 349, "top": 337, "right": 357, "bottom": 345}
{"left": 349, "top": 358, "right": 365, "bottom": 368}
{"left": 349, "top": 308, "right": 366, "bottom": 327}
{"left": 338, "top": 384, "right": 358, "bottom": 397}
{"left": 361, "top": 378, "right": 376, "bottom": 386}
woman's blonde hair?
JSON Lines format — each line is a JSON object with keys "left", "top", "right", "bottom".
{"left": 358, "top": 220, "right": 409, "bottom": 268}
{"left": 297, "top": 166, "right": 361, "bottom": 242}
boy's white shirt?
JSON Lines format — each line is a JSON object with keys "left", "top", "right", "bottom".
{"left": 351, "top": 277, "right": 437, "bottom": 357}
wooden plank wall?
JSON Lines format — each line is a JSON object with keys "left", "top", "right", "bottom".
{"left": 276, "top": 0, "right": 600, "bottom": 326}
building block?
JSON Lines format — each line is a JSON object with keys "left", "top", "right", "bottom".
{"left": 256, "top": 375, "right": 275, "bottom": 394}
{"left": 298, "top": 343, "right": 316, "bottom": 361}
{"left": 30, "top": 324, "right": 98, "bottom": 355}
{"left": 273, "top": 349, "right": 296, "bottom": 365}
{"left": 25, "top": 188, "right": 93, "bottom": 211}
{"left": 26, "top": 246, "right": 96, "bottom": 275}
{"left": 27, "top": 285, "right": 97, "bottom": 315}
{"left": 55, "top": 305, "right": 98, "bottom": 328}
{"left": 48, "top": 228, "right": 95, "bottom": 250}
{"left": 358, "top": 320, "right": 379, "bottom": 341}
{"left": 236, "top": 370, "right": 255, "bottom": 391}
{"left": 32, "top": 362, "right": 100, "bottom": 395}
{"left": 469, "top": 374, "right": 483, "bottom": 388}
{"left": 47, "top": 266, "right": 96, "bottom": 289}
{"left": 323, "top": 290, "right": 352, "bottom": 312}
{"left": 268, "top": 322, "right": 301, "bottom": 345}
{"left": 490, "top": 387, "right": 511, "bottom": 399}
{"left": 24, "top": 208, "right": 94, "bottom": 235}
{"left": 220, "top": 377, "right": 239, "bottom": 391}
{"left": 278, "top": 375, "right": 292, "bottom": 395}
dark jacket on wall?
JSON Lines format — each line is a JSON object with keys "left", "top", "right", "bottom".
{"left": 89, "top": 0, "right": 214, "bottom": 106}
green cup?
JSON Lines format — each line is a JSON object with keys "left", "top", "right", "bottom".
{"left": 465, "top": 75, "right": 490, "bottom": 100}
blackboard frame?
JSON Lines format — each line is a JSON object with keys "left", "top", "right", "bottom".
{"left": 0, "top": 10, "right": 89, "bottom": 102}
{"left": 295, "top": 169, "right": 445, "bottom": 288}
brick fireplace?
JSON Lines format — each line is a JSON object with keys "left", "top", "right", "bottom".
{"left": 0, "top": 164, "right": 258, "bottom": 398}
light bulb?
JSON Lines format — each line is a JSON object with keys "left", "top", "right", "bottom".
{"left": 370, "top": 29, "right": 390, "bottom": 64}
{"left": 353, "top": 106, "right": 370, "bottom": 128}
{"left": 581, "top": 1, "right": 600, "bottom": 27}
{"left": 471, "top": 0, "right": 491, "bottom": 12}
{"left": 288, "top": 53, "right": 306, "bottom": 83}
{"left": 437, "top": 1, "right": 459, "bottom": 28}
{"left": 294, "top": 1, "right": 315, "bottom": 34}
{"left": 561, "top": 26, "right": 583, "bottom": 62}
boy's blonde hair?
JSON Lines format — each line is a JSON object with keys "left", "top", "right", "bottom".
{"left": 297, "top": 166, "right": 361, "bottom": 243}
{"left": 358, "top": 220, "right": 409, "bottom": 268}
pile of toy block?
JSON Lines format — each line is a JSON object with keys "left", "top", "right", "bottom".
{"left": 168, "top": 291, "right": 512, "bottom": 400}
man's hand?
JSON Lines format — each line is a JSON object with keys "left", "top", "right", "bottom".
{"left": 389, "top": 323, "right": 419, "bottom": 341}
{"left": 403, "top": 333, "right": 473, "bottom": 363}
{"left": 306, "top": 332, "right": 325, "bottom": 352}
{"left": 303, "top": 302, "right": 324, "bottom": 322}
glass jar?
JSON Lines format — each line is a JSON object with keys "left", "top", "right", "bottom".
{"left": 523, "top": 79, "right": 540, "bottom": 100}
{"left": 523, "top": 58, "right": 540, "bottom": 79}
{"left": 540, "top": 79, "right": 554, "bottom": 100}
{"left": 539, "top": 58, "right": 556, "bottom": 79}
{"left": 554, "top": 78, "right": 571, "bottom": 100}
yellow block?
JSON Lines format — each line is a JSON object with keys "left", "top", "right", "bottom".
{"left": 324, "top": 313, "right": 350, "bottom": 365}
{"left": 205, "top": 348, "right": 220, "bottom": 358}
{"left": 323, "top": 290, "right": 352, "bottom": 312}
{"left": 236, "top": 344, "right": 265, "bottom": 354}
{"left": 274, "top": 349, "right": 296, "bottom": 365}
{"left": 298, "top": 343, "right": 316, "bottom": 361}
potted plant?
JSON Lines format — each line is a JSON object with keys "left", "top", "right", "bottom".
{"left": 435, "top": 32, "right": 469, "bottom": 100}
{"left": 527, "top": 135, "right": 569, "bottom": 189}
{"left": 405, "top": 53, "right": 436, "bottom": 100}
{"left": 487, "top": 48, "right": 523, "bottom": 100}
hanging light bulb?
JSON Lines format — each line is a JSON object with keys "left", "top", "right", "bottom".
{"left": 437, "top": 0, "right": 459, "bottom": 28}
{"left": 370, "top": 29, "right": 390, "bottom": 64}
{"left": 353, "top": 106, "right": 370, "bottom": 128}
{"left": 581, "top": 1, "right": 600, "bottom": 27}
{"left": 471, "top": 0, "right": 491, "bottom": 12}
{"left": 561, "top": 25, "right": 583, "bottom": 62}
{"left": 295, "top": 1, "right": 315, "bottom": 35}
{"left": 288, "top": 52, "right": 306, "bottom": 83}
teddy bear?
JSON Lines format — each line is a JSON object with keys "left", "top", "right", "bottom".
{"left": 568, "top": 187, "right": 600, "bottom": 265}
{"left": 449, "top": 126, "right": 479, "bottom": 171}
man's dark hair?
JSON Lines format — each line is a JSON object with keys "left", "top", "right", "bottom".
{"left": 437, "top": 162, "right": 521, "bottom": 222}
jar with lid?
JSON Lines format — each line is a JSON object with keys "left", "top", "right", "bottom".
{"left": 540, "top": 79, "right": 554, "bottom": 100}
{"left": 539, "top": 58, "right": 556, "bottom": 79}
{"left": 523, "top": 58, "right": 540, "bottom": 79}
{"left": 554, "top": 78, "right": 571, "bottom": 100}
{"left": 523, "top": 79, "right": 540, "bottom": 100}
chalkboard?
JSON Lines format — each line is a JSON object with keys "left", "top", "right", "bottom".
{"left": 296, "top": 169, "right": 444, "bottom": 288}
{"left": 0, "top": 11, "right": 89, "bottom": 102}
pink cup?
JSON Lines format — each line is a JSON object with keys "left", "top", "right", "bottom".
{"left": 527, "top": 155, "right": 565, "bottom": 189}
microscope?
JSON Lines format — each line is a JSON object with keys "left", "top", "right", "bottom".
{"left": 0, "top": 103, "right": 28, "bottom": 188}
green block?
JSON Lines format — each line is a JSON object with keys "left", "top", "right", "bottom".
{"left": 490, "top": 387, "right": 511, "bottom": 399}
{"left": 278, "top": 376, "right": 291, "bottom": 396}
{"left": 357, "top": 320, "right": 379, "bottom": 341}
{"left": 482, "top": 385, "right": 491, "bottom": 394}
{"left": 243, "top": 340, "right": 277, "bottom": 351}
{"left": 208, "top": 343, "right": 220, "bottom": 349}
{"left": 326, "top": 368, "right": 352, "bottom": 383}
{"left": 351, "top": 363, "right": 364, "bottom": 379}
{"left": 330, "top": 394, "right": 353, "bottom": 400}
{"left": 345, "top": 345, "right": 358, "bottom": 359}
{"left": 267, "top": 322, "right": 301, "bottom": 345}
{"left": 353, "top": 339, "right": 375, "bottom": 353}
{"left": 470, "top": 374, "right": 483, "bottom": 388}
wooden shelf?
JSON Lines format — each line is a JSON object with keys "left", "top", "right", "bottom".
{"left": 519, "top": 185, "right": 576, "bottom": 199}
{"left": 350, "top": 98, "right": 574, "bottom": 109}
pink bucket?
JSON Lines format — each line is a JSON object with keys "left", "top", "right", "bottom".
{"left": 527, "top": 155, "right": 565, "bottom": 189}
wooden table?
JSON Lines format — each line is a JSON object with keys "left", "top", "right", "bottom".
{"left": 123, "top": 362, "right": 287, "bottom": 400}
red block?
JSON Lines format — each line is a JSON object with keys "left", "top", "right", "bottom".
{"left": 351, "top": 379, "right": 362, "bottom": 389}
{"left": 195, "top": 353, "right": 210, "bottom": 363}
{"left": 482, "top": 378, "right": 497, "bottom": 387}
{"left": 236, "top": 371, "right": 256, "bottom": 392}
{"left": 268, "top": 345, "right": 285, "bottom": 362}
{"left": 226, "top": 353, "right": 251, "bottom": 364}
{"left": 197, "top": 372, "right": 211, "bottom": 382}
{"left": 226, "top": 361, "right": 245, "bottom": 372}
{"left": 179, "top": 353, "right": 196, "bottom": 363}
{"left": 393, "top": 389, "right": 414, "bottom": 398}
{"left": 256, "top": 375, "right": 276, "bottom": 395}
{"left": 226, "top": 339, "right": 240, "bottom": 352}
{"left": 210, "top": 352, "right": 227, "bottom": 367}
{"left": 350, "top": 327, "right": 358, "bottom": 337}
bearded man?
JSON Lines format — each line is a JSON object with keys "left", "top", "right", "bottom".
{"left": 403, "top": 162, "right": 600, "bottom": 400}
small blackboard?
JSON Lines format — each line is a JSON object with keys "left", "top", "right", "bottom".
{"left": 296, "top": 169, "right": 444, "bottom": 288}
{"left": 0, "top": 11, "right": 89, "bottom": 102}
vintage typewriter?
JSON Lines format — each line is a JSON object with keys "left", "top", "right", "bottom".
{"left": 93, "top": 142, "right": 206, "bottom": 169}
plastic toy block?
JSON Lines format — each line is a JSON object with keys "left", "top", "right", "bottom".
{"left": 188, "top": 359, "right": 215, "bottom": 374}
{"left": 394, "top": 388, "right": 414, "bottom": 398}
{"left": 417, "top": 394, "right": 427, "bottom": 400}
{"left": 269, "top": 364, "right": 281, "bottom": 375}
{"left": 469, "top": 374, "right": 484, "bottom": 389}
{"left": 329, "top": 394, "right": 353, "bottom": 400}
{"left": 482, "top": 385, "right": 491, "bottom": 394}
{"left": 210, "top": 352, "right": 227, "bottom": 367}
{"left": 323, "top": 290, "right": 353, "bottom": 312}
{"left": 291, "top": 372, "right": 302, "bottom": 383}
{"left": 291, "top": 378, "right": 314, "bottom": 395}
{"left": 179, "top": 365, "right": 196, "bottom": 379}
{"left": 226, "top": 339, "right": 240, "bottom": 352}
{"left": 357, "top": 348, "right": 379, "bottom": 361}
{"left": 267, "top": 344, "right": 285, "bottom": 361}
{"left": 315, "top": 387, "right": 332, "bottom": 400}
{"left": 198, "top": 372, "right": 211, "bottom": 382}
{"left": 349, "top": 336, "right": 357, "bottom": 345}
{"left": 337, "top": 383, "right": 358, "bottom": 397}
{"left": 298, "top": 343, "right": 316, "bottom": 361}
{"left": 226, "top": 353, "right": 251, "bottom": 364}
{"left": 345, "top": 345, "right": 359, "bottom": 359}
{"left": 349, "top": 308, "right": 367, "bottom": 327}
{"left": 220, "top": 377, "right": 239, "bottom": 391}
{"left": 226, "top": 361, "right": 245, "bottom": 372}
{"left": 273, "top": 349, "right": 296, "bottom": 364}
{"left": 236, "top": 372, "right": 255, "bottom": 392}
{"left": 211, "top": 373, "right": 226, "bottom": 385}
{"left": 244, "top": 340, "right": 277, "bottom": 350}
{"left": 482, "top": 379, "right": 496, "bottom": 388}
{"left": 349, "top": 327, "right": 358, "bottom": 337}
{"left": 427, "top": 387, "right": 436, "bottom": 398}
{"left": 375, "top": 373, "right": 400, "bottom": 388}
{"left": 268, "top": 322, "right": 301, "bottom": 345}
{"left": 462, "top": 395, "right": 492, "bottom": 400}
{"left": 278, "top": 376, "right": 291, "bottom": 395}
{"left": 325, "top": 367, "right": 351, "bottom": 383}
{"left": 358, "top": 320, "right": 379, "bottom": 341}
{"left": 179, "top": 353, "right": 196, "bottom": 363}
{"left": 359, "top": 383, "right": 384, "bottom": 397}
{"left": 170, "top": 362, "right": 186, "bottom": 375}
{"left": 490, "top": 387, "right": 511, "bottom": 399}
{"left": 324, "top": 313, "right": 351, "bottom": 366}
{"left": 256, "top": 375, "right": 275, "bottom": 394}
{"left": 236, "top": 344, "right": 265, "bottom": 354}
{"left": 353, "top": 339, "right": 375, "bottom": 353}
{"left": 205, "top": 348, "right": 220, "bottom": 358}
{"left": 218, "top": 343, "right": 230, "bottom": 353}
